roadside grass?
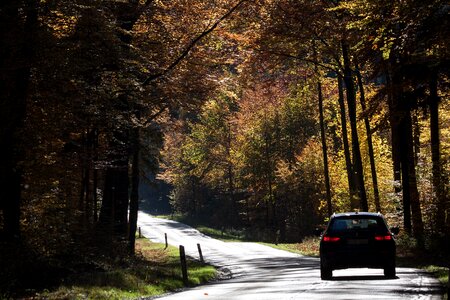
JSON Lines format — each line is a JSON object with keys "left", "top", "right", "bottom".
{"left": 261, "top": 237, "right": 321, "bottom": 257}
{"left": 155, "top": 214, "right": 244, "bottom": 242}
{"left": 196, "top": 226, "right": 245, "bottom": 242}
{"left": 36, "top": 238, "right": 216, "bottom": 300}
{"left": 395, "top": 233, "right": 449, "bottom": 289}
{"left": 397, "top": 257, "right": 449, "bottom": 293}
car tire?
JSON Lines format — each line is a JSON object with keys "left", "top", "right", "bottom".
{"left": 384, "top": 265, "right": 396, "bottom": 278}
{"left": 320, "top": 264, "right": 332, "bottom": 280}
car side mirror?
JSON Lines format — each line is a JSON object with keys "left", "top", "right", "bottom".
{"left": 390, "top": 227, "right": 400, "bottom": 235}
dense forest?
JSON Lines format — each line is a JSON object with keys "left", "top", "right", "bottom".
{"left": 1, "top": 0, "right": 449, "bottom": 295}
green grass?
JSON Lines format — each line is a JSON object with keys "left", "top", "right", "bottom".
{"left": 36, "top": 238, "right": 216, "bottom": 299}
{"left": 424, "top": 265, "right": 448, "bottom": 288}
{"left": 155, "top": 214, "right": 244, "bottom": 242}
{"left": 196, "top": 226, "right": 245, "bottom": 242}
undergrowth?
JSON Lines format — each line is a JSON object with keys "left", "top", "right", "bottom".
{"left": 0, "top": 237, "right": 216, "bottom": 299}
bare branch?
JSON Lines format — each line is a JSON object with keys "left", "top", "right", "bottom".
{"left": 250, "top": 46, "right": 340, "bottom": 74}
{"left": 142, "top": 0, "right": 248, "bottom": 85}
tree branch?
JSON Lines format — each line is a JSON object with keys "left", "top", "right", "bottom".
{"left": 142, "top": 0, "right": 248, "bottom": 85}
{"left": 142, "top": 104, "right": 169, "bottom": 128}
{"left": 250, "top": 46, "right": 340, "bottom": 74}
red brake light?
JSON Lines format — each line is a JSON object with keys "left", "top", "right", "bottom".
{"left": 375, "top": 235, "right": 392, "bottom": 241}
{"left": 323, "top": 236, "right": 340, "bottom": 242}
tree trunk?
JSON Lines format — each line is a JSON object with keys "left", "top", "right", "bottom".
{"left": 429, "top": 71, "right": 445, "bottom": 230}
{"left": 386, "top": 67, "right": 402, "bottom": 196}
{"left": 398, "top": 112, "right": 412, "bottom": 235}
{"left": 0, "top": 0, "right": 37, "bottom": 238}
{"left": 318, "top": 81, "right": 333, "bottom": 216}
{"left": 226, "top": 123, "right": 238, "bottom": 226}
{"left": 412, "top": 112, "right": 421, "bottom": 167}
{"left": 355, "top": 66, "right": 381, "bottom": 212}
{"left": 341, "top": 42, "right": 368, "bottom": 211}
{"left": 399, "top": 108, "right": 424, "bottom": 242}
{"left": 262, "top": 115, "right": 275, "bottom": 227}
{"left": 128, "top": 127, "right": 140, "bottom": 254}
{"left": 99, "top": 130, "right": 130, "bottom": 237}
{"left": 337, "top": 75, "right": 357, "bottom": 208}
{"left": 93, "top": 128, "right": 99, "bottom": 222}
{"left": 390, "top": 62, "right": 412, "bottom": 234}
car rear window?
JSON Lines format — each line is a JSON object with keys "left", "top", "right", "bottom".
{"left": 329, "top": 217, "right": 387, "bottom": 233}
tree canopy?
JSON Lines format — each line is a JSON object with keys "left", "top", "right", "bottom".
{"left": 0, "top": 0, "right": 449, "bottom": 295}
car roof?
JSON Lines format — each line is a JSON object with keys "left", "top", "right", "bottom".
{"left": 331, "top": 212, "right": 383, "bottom": 218}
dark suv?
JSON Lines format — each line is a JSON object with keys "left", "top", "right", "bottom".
{"left": 319, "top": 212, "right": 397, "bottom": 280}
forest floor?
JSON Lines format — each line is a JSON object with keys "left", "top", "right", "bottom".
{"left": 0, "top": 238, "right": 217, "bottom": 300}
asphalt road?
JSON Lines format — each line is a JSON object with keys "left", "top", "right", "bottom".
{"left": 137, "top": 211, "right": 444, "bottom": 300}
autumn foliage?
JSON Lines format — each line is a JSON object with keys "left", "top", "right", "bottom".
{"left": 0, "top": 0, "right": 449, "bottom": 295}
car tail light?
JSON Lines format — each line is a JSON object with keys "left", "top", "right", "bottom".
{"left": 323, "top": 236, "right": 340, "bottom": 242}
{"left": 374, "top": 235, "right": 392, "bottom": 241}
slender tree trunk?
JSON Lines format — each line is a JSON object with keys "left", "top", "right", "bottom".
{"left": 399, "top": 109, "right": 424, "bottom": 242}
{"left": 312, "top": 42, "right": 332, "bottom": 215}
{"left": 355, "top": 66, "right": 381, "bottom": 212}
{"left": 386, "top": 68, "right": 402, "bottom": 195}
{"left": 80, "top": 131, "right": 91, "bottom": 216}
{"left": 93, "top": 128, "right": 99, "bottom": 222}
{"left": 390, "top": 62, "right": 412, "bottom": 234}
{"left": 266, "top": 138, "right": 274, "bottom": 227}
{"left": 412, "top": 112, "right": 421, "bottom": 167}
{"left": 262, "top": 116, "right": 274, "bottom": 227}
{"left": 128, "top": 127, "right": 140, "bottom": 254}
{"left": 191, "top": 178, "right": 197, "bottom": 217}
{"left": 341, "top": 42, "right": 368, "bottom": 211}
{"left": 83, "top": 162, "right": 91, "bottom": 218}
{"left": 318, "top": 81, "right": 333, "bottom": 216}
{"left": 429, "top": 71, "right": 445, "bottom": 230}
{"left": 398, "top": 112, "right": 412, "bottom": 235}
{"left": 93, "top": 168, "right": 98, "bottom": 222}
{"left": 228, "top": 162, "right": 236, "bottom": 225}
{"left": 226, "top": 123, "right": 238, "bottom": 226}
{"left": 338, "top": 75, "right": 357, "bottom": 208}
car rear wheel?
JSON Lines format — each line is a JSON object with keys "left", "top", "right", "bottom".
{"left": 320, "top": 264, "right": 332, "bottom": 280}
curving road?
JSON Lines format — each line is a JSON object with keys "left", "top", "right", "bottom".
{"left": 138, "top": 211, "right": 444, "bottom": 300}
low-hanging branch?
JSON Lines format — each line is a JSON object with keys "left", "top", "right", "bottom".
{"left": 250, "top": 45, "right": 340, "bottom": 74}
{"left": 142, "top": 0, "right": 248, "bottom": 85}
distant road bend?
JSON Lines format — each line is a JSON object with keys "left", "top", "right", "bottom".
{"left": 138, "top": 211, "right": 443, "bottom": 300}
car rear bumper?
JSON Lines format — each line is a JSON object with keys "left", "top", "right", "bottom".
{"left": 321, "top": 250, "right": 395, "bottom": 270}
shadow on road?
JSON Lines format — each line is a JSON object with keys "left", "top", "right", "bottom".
{"left": 330, "top": 275, "right": 398, "bottom": 281}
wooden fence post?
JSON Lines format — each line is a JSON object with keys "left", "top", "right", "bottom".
{"left": 179, "top": 245, "right": 188, "bottom": 286}
{"left": 197, "top": 243, "right": 204, "bottom": 263}
{"left": 165, "top": 233, "right": 168, "bottom": 249}
{"left": 138, "top": 227, "right": 142, "bottom": 238}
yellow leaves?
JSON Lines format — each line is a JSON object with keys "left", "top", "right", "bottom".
{"left": 275, "top": 159, "right": 294, "bottom": 182}
{"left": 44, "top": 10, "right": 78, "bottom": 38}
